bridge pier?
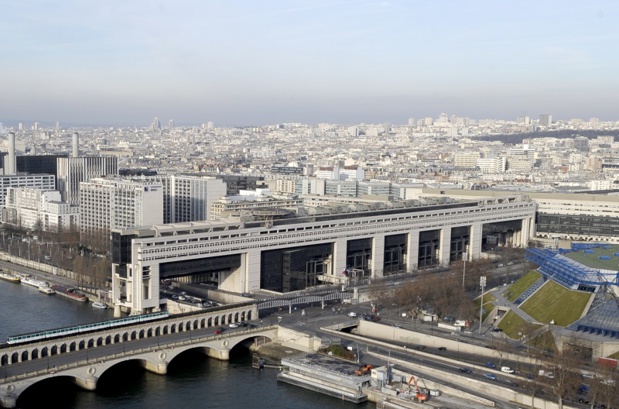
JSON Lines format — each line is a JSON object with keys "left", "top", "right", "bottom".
{"left": 74, "top": 375, "right": 98, "bottom": 391}
{"left": 207, "top": 346, "right": 230, "bottom": 361}
{"left": 143, "top": 360, "right": 168, "bottom": 375}
{"left": 0, "top": 390, "right": 16, "bottom": 409}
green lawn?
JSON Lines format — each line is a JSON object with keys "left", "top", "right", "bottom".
{"left": 497, "top": 310, "right": 541, "bottom": 339}
{"left": 503, "top": 270, "right": 542, "bottom": 302}
{"left": 520, "top": 281, "right": 592, "bottom": 327}
{"left": 476, "top": 293, "right": 497, "bottom": 322}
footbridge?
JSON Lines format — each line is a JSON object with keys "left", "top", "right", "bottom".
{"left": 0, "top": 304, "right": 292, "bottom": 408}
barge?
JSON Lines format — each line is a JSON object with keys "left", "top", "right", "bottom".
{"left": 51, "top": 285, "right": 88, "bottom": 302}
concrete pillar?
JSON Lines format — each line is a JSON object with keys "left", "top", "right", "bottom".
{"left": 207, "top": 346, "right": 230, "bottom": 361}
{"left": 520, "top": 218, "right": 529, "bottom": 247}
{"left": 75, "top": 375, "right": 98, "bottom": 391}
{"left": 371, "top": 234, "right": 385, "bottom": 278}
{"left": 143, "top": 352, "right": 168, "bottom": 374}
{"left": 469, "top": 223, "right": 482, "bottom": 259}
{"left": 245, "top": 249, "right": 261, "bottom": 292}
{"left": 439, "top": 227, "right": 452, "bottom": 266}
{"left": 114, "top": 304, "right": 122, "bottom": 319}
{"left": 333, "top": 238, "right": 347, "bottom": 276}
{"left": 528, "top": 217, "right": 536, "bottom": 240}
{"left": 1, "top": 392, "right": 17, "bottom": 408}
{"left": 406, "top": 230, "right": 419, "bottom": 271}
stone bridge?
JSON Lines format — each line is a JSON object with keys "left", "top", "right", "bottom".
{"left": 0, "top": 304, "right": 278, "bottom": 408}
{"left": 0, "top": 325, "right": 279, "bottom": 408}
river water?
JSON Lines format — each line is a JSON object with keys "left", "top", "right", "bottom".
{"left": 0, "top": 280, "right": 372, "bottom": 409}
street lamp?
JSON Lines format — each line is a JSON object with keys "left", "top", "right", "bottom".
{"left": 461, "top": 252, "right": 468, "bottom": 289}
{"left": 479, "top": 276, "right": 486, "bottom": 336}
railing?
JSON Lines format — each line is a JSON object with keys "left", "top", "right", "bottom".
{"left": 0, "top": 326, "right": 277, "bottom": 385}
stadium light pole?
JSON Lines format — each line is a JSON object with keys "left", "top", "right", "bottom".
{"left": 479, "top": 276, "right": 486, "bottom": 336}
{"left": 462, "top": 252, "right": 468, "bottom": 289}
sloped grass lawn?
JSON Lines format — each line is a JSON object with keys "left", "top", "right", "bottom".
{"left": 497, "top": 310, "right": 541, "bottom": 339}
{"left": 503, "top": 270, "right": 542, "bottom": 302}
{"left": 520, "top": 281, "right": 592, "bottom": 326}
{"left": 475, "top": 293, "right": 497, "bottom": 322}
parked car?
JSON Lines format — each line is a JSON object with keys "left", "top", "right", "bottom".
{"left": 437, "top": 347, "right": 447, "bottom": 351}
{"left": 491, "top": 328, "right": 503, "bottom": 333}
{"left": 459, "top": 367, "right": 473, "bottom": 374}
{"left": 371, "top": 315, "right": 381, "bottom": 322}
{"left": 484, "top": 373, "right": 497, "bottom": 381}
{"left": 485, "top": 362, "right": 496, "bottom": 368}
{"left": 348, "top": 311, "right": 357, "bottom": 317}
{"left": 214, "top": 327, "right": 225, "bottom": 335}
{"left": 229, "top": 323, "right": 239, "bottom": 328}
{"left": 501, "top": 367, "right": 515, "bottom": 374}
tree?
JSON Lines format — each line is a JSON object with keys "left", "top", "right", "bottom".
{"left": 543, "top": 350, "right": 582, "bottom": 409}
{"left": 594, "top": 360, "right": 619, "bottom": 409}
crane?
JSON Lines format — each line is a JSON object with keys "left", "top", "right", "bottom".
{"left": 406, "top": 376, "right": 428, "bottom": 403}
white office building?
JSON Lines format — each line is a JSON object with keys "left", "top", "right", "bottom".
{"left": 0, "top": 174, "right": 56, "bottom": 222}
{"left": 3, "top": 187, "right": 79, "bottom": 232}
{"left": 79, "top": 177, "right": 163, "bottom": 239}
{"left": 57, "top": 156, "right": 119, "bottom": 205}
{"left": 138, "top": 174, "right": 227, "bottom": 223}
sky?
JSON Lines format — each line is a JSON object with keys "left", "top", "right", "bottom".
{"left": 1, "top": 0, "right": 618, "bottom": 127}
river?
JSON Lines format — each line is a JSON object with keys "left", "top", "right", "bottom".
{"left": 0, "top": 280, "right": 372, "bottom": 409}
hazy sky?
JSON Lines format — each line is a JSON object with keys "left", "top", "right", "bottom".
{"left": 1, "top": 1, "right": 618, "bottom": 126}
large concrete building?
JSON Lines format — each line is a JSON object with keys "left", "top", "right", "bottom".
{"left": 57, "top": 156, "right": 119, "bottom": 205}
{"left": 111, "top": 195, "right": 536, "bottom": 314}
{"left": 79, "top": 177, "right": 163, "bottom": 241}
{"left": 3, "top": 187, "right": 79, "bottom": 232}
{"left": 0, "top": 174, "right": 56, "bottom": 221}
{"left": 417, "top": 188, "right": 619, "bottom": 243}
{"left": 138, "top": 174, "right": 227, "bottom": 223}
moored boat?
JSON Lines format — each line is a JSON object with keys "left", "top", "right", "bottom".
{"left": 92, "top": 301, "right": 107, "bottom": 309}
{"left": 51, "top": 285, "right": 88, "bottom": 302}
{"left": 38, "top": 283, "right": 56, "bottom": 295}
{"left": 20, "top": 274, "right": 48, "bottom": 289}
{"left": 0, "top": 270, "right": 21, "bottom": 283}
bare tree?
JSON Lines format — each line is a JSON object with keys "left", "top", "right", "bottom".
{"left": 543, "top": 350, "right": 582, "bottom": 409}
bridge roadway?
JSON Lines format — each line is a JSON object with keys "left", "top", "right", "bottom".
{"left": 0, "top": 303, "right": 279, "bottom": 409}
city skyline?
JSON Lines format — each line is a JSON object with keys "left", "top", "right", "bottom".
{"left": 2, "top": 1, "right": 618, "bottom": 126}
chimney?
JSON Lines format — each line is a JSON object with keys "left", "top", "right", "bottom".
{"left": 7, "top": 131, "right": 16, "bottom": 174}
{"left": 72, "top": 132, "right": 79, "bottom": 158}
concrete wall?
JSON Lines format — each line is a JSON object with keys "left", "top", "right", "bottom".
{"left": 356, "top": 321, "right": 535, "bottom": 365}
{"left": 278, "top": 326, "right": 321, "bottom": 352}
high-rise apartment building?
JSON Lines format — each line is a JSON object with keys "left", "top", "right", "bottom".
{"left": 3, "top": 187, "right": 79, "bottom": 232}
{"left": 56, "top": 156, "right": 119, "bottom": 205}
{"left": 0, "top": 174, "right": 56, "bottom": 218}
{"left": 138, "top": 174, "right": 227, "bottom": 223}
{"left": 79, "top": 177, "right": 163, "bottom": 240}
{"left": 539, "top": 114, "right": 552, "bottom": 127}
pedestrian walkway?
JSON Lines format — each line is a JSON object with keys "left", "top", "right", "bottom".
{"left": 488, "top": 287, "right": 541, "bottom": 325}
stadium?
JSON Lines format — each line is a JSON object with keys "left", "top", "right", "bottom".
{"left": 526, "top": 244, "right": 619, "bottom": 339}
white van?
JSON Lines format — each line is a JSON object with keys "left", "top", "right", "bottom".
{"left": 501, "top": 366, "right": 515, "bottom": 374}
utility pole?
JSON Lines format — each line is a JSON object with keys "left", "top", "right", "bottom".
{"left": 479, "top": 276, "right": 486, "bottom": 336}
{"left": 462, "top": 252, "right": 468, "bottom": 289}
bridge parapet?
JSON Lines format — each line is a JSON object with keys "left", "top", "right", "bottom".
{"left": 1, "top": 304, "right": 258, "bottom": 368}
{"left": 0, "top": 326, "right": 279, "bottom": 409}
